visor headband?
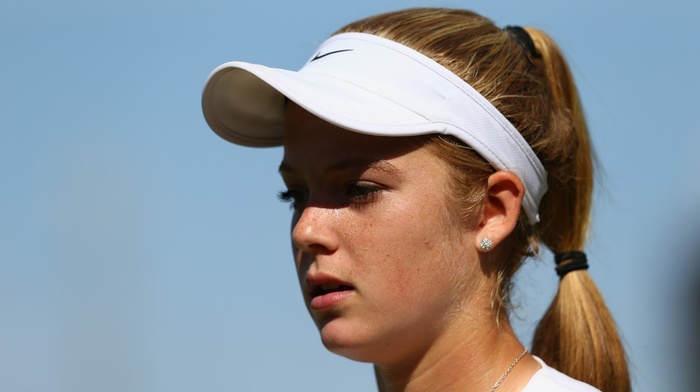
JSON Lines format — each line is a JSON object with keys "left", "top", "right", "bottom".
{"left": 202, "top": 32, "right": 547, "bottom": 223}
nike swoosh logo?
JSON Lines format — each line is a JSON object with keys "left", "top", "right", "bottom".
{"left": 310, "top": 49, "right": 353, "bottom": 62}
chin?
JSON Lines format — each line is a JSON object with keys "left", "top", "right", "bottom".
{"left": 317, "top": 319, "right": 375, "bottom": 363}
{"left": 317, "top": 319, "right": 403, "bottom": 364}
{"left": 321, "top": 338, "right": 379, "bottom": 364}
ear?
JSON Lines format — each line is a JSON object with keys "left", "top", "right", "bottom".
{"left": 475, "top": 171, "right": 525, "bottom": 252}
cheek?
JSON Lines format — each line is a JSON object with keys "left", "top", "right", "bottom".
{"left": 422, "top": 237, "right": 438, "bottom": 250}
{"left": 349, "top": 203, "right": 463, "bottom": 290}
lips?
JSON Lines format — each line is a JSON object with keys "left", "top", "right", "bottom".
{"left": 306, "top": 276, "right": 355, "bottom": 310}
{"left": 311, "top": 282, "right": 354, "bottom": 297}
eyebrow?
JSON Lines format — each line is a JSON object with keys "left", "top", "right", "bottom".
{"left": 278, "top": 158, "right": 402, "bottom": 178}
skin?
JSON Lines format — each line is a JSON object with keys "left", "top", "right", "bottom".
{"left": 279, "top": 103, "right": 540, "bottom": 392}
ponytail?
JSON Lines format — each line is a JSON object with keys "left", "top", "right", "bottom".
{"left": 527, "top": 27, "right": 631, "bottom": 392}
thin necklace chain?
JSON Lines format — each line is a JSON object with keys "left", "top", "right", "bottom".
{"left": 489, "top": 348, "right": 528, "bottom": 392}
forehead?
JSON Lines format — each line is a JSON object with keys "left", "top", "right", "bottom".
{"left": 281, "top": 103, "right": 428, "bottom": 166}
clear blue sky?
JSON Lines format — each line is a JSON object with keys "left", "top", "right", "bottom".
{"left": 1, "top": 1, "right": 698, "bottom": 391}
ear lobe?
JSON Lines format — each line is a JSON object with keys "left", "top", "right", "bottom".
{"left": 475, "top": 171, "right": 525, "bottom": 252}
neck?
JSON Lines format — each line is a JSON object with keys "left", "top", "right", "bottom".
{"left": 373, "top": 317, "right": 536, "bottom": 392}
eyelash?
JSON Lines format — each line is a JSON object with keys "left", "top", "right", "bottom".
{"left": 277, "top": 182, "right": 382, "bottom": 210}
{"left": 277, "top": 189, "right": 304, "bottom": 210}
{"left": 346, "top": 182, "right": 381, "bottom": 205}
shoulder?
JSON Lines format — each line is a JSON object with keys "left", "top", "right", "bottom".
{"left": 521, "top": 356, "right": 601, "bottom": 392}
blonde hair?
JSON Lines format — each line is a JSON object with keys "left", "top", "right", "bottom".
{"left": 336, "top": 8, "right": 630, "bottom": 391}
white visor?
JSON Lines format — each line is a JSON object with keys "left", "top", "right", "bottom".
{"left": 202, "top": 32, "right": 547, "bottom": 224}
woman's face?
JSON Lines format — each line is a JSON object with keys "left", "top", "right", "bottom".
{"left": 279, "top": 104, "right": 485, "bottom": 364}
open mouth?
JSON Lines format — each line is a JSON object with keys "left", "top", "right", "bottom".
{"left": 308, "top": 281, "right": 355, "bottom": 310}
{"left": 311, "top": 282, "right": 354, "bottom": 298}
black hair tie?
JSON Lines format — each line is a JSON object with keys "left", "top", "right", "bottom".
{"left": 554, "top": 251, "right": 589, "bottom": 278}
{"left": 504, "top": 25, "right": 541, "bottom": 60}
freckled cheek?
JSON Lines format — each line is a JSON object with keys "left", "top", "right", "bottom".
{"left": 346, "top": 198, "right": 448, "bottom": 272}
{"left": 400, "top": 224, "right": 454, "bottom": 291}
{"left": 350, "top": 220, "right": 437, "bottom": 289}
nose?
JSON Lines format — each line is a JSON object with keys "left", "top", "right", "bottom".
{"left": 291, "top": 205, "right": 338, "bottom": 255}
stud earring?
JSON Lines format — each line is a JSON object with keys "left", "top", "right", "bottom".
{"left": 479, "top": 237, "right": 493, "bottom": 251}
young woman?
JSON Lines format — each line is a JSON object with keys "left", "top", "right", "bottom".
{"left": 201, "top": 8, "right": 630, "bottom": 392}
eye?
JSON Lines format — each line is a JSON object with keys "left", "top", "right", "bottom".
{"left": 277, "top": 189, "right": 306, "bottom": 211}
{"left": 278, "top": 182, "right": 382, "bottom": 210}
{"left": 346, "top": 182, "right": 382, "bottom": 205}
